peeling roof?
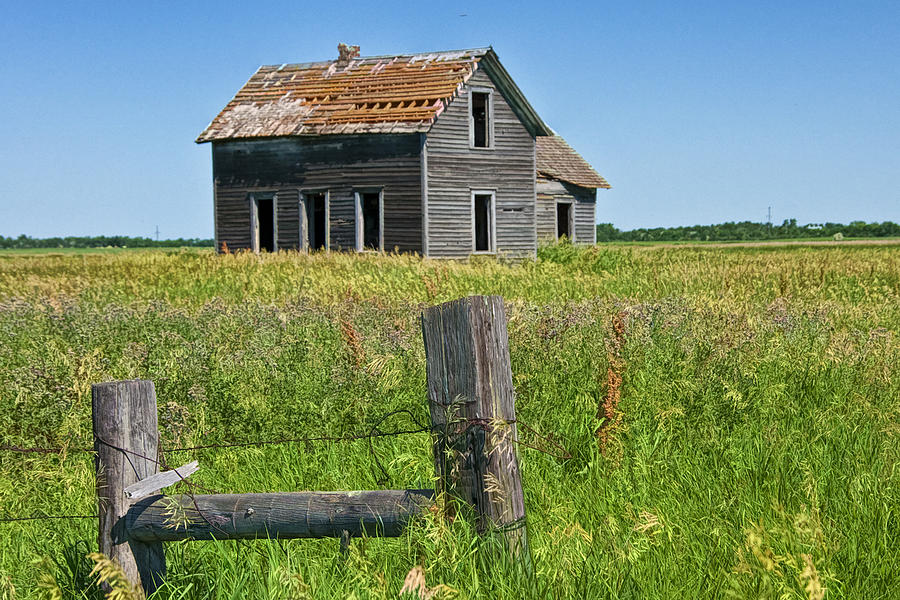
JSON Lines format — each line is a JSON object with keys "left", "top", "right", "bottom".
{"left": 197, "top": 47, "right": 550, "bottom": 142}
{"left": 536, "top": 135, "right": 611, "bottom": 189}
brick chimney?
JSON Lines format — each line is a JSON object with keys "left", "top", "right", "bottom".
{"left": 337, "top": 43, "right": 360, "bottom": 64}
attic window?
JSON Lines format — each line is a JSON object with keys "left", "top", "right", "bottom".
{"left": 470, "top": 89, "right": 492, "bottom": 148}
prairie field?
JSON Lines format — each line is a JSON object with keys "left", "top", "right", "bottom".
{"left": 0, "top": 244, "right": 898, "bottom": 599}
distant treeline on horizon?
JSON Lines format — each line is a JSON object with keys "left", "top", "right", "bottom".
{"left": 0, "top": 235, "right": 214, "bottom": 249}
{"left": 597, "top": 219, "right": 900, "bottom": 242}
{"left": 3, "top": 219, "right": 899, "bottom": 249}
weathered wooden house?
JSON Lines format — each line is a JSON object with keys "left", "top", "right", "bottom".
{"left": 197, "top": 45, "right": 610, "bottom": 257}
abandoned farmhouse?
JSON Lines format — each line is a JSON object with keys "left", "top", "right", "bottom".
{"left": 197, "top": 45, "right": 610, "bottom": 258}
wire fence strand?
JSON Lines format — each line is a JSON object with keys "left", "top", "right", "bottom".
{"left": 0, "top": 417, "right": 432, "bottom": 458}
{"left": 1, "top": 419, "right": 569, "bottom": 459}
{"left": 0, "top": 411, "right": 571, "bottom": 525}
{"left": 0, "top": 514, "right": 97, "bottom": 523}
{"left": 0, "top": 443, "right": 92, "bottom": 454}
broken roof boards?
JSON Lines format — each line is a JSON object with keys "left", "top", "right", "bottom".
{"left": 197, "top": 48, "right": 552, "bottom": 141}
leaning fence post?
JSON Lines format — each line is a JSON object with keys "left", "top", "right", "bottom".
{"left": 421, "top": 295, "right": 530, "bottom": 562}
{"left": 93, "top": 380, "right": 165, "bottom": 596}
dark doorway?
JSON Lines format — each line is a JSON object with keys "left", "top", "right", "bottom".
{"left": 258, "top": 197, "right": 275, "bottom": 252}
{"left": 557, "top": 202, "right": 572, "bottom": 240}
{"left": 474, "top": 193, "right": 493, "bottom": 252}
{"left": 361, "top": 192, "right": 381, "bottom": 250}
{"left": 305, "top": 193, "right": 327, "bottom": 250}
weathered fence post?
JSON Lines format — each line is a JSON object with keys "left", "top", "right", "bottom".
{"left": 93, "top": 380, "right": 165, "bottom": 596}
{"left": 421, "top": 295, "right": 530, "bottom": 561}
{"left": 85, "top": 298, "right": 526, "bottom": 590}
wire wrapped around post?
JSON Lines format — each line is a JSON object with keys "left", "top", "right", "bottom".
{"left": 421, "top": 295, "right": 531, "bottom": 564}
{"left": 92, "top": 380, "right": 166, "bottom": 597}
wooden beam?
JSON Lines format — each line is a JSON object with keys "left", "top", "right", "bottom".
{"left": 92, "top": 380, "right": 165, "bottom": 596}
{"left": 421, "top": 296, "right": 531, "bottom": 561}
{"left": 124, "top": 461, "right": 200, "bottom": 500}
{"left": 126, "top": 489, "right": 434, "bottom": 542}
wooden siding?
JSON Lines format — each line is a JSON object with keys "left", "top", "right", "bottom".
{"left": 425, "top": 68, "right": 537, "bottom": 258}
{"left": 536, "top": 177, "right": 597, "bottom": 245}
{"left": 276, "top": 189, "right": 300, "bottom": 250}
{"left": 215, "top": 187, "right": 251, "bottom": 251}
{"left": 211, "top": 135, "right": 422, "bottom": 253}
{"left": 536, "top": 178, "right": 564, "bottom": 241}
{"left": 574, "top": 190, "right": 597, "bottom": 244}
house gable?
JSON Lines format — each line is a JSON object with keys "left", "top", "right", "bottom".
{"left": 424, "top": 66, "right": 537, "bottom": 258}
{"left": 474, "top": 52, "right": 551, "bottom": 139}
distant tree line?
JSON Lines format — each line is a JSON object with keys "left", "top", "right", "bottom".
{"left": 596, "top": 220, "right": 900, "bottom": 242}
{"left": 0, "top": 235, "right": 214, "bottom": 249}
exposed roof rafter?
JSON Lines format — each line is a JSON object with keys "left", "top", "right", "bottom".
{"left": 196, "top": 47, "right": 552, "bottom": 143}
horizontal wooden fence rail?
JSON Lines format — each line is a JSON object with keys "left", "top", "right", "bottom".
{"left": 92, "top": 295, "right": 529, "bottom": 596}
{"left": 127, "top": 489, "right": 435, "bottom": 542}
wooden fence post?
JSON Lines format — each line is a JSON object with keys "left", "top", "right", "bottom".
{"left": 421, "top": 296, "right": 530, "bottom": 561}
{"left": 93, "top": 380, "right": 165, "bottom": 596}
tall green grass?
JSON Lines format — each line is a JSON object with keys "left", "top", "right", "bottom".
{"left": 0, "top": 244, "right": 897, "bottom": 598}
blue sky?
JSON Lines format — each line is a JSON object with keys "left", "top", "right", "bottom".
{"left": 1, "top": 1, "right": 897, "bottom": 237}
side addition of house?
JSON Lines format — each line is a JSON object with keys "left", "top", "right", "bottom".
{"left": 196, "top": 45, "right": 610, "bottom": 257}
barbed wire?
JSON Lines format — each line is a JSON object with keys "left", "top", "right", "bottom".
{"left": 94, "top": 435, "right": 224, "bottom": 532}
{"left": 0, "top": 410, "right": 434, "bottom": 526}
{"left": 0, "top": 443, "right": 92, "bottom": 454}
{"left": 1, "top": 420, "right": 571, "bottom": 460}
{"left": 367, "top": 409, "right": 430, "bottom": 486}
{"left": 0, "top": 514, "right": 97, "bottom": 523}
{"left": 164, "top": 426, "right": 430, "bottom": 454}
{"left": 516, "top": 421, "right": 572, "bottom": 460}
{"left": 0, "top": 418, "right": 431, "bottom": 457}
{"left": 0, "top": 413, "right": 571, "bottom": 525}
{"left": 1, "top": 413, "right": 571, "bottom": 459}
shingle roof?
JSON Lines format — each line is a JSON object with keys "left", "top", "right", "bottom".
{"left": 199, "top": 48, "right": 516, "bottom": 142}
{"left": 536, "top": 135, "right": 610, "bottom": 189}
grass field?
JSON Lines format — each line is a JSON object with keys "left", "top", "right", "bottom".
{"left": 0, "top": 244, "right": 898, "bottom": 599}
{"left": 0, "top": 247, "right": 203, "bottom": 256}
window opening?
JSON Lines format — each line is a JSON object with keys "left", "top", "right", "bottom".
{"left": 304, "top": 193, "right": 327, "bottom": 250}
{"left": 473, "top": 193, "right": 493, "bottom": 252}
{"left": 557, "top": 202, "right": 573, "bottom": 240}
{"left": 257, "top": 197, "right": 275, "bottom": 252}
{"left": 472, "top": 92, "right": 490, "bottom": 148}
{"left": 360, "top": 192, "right": 381, "bottom": 250}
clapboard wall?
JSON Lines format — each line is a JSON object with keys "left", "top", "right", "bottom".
{"left": 213, "top": 186, "right": 301, "bottom": 251}
{"left": 424, "top": 67, "right": 537, "bottom": 258}
{"left": 211, "top": 135, "right": 422, "bottom": 253}
{"left": 536, "top": 177, "right": 597, "bottom": 245}
{"left": 573, "top": 190, "right": 597, "bottom": 244}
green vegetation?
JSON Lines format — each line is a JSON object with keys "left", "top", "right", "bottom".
{"left": 597, "top": 219, "right": 900, "bottom": 242}
{"left": 0, "top": 247, "right": 207, "bottom": 257}
{"left": 1, "top": 244, "right": 898, "bottom": 599}
{"left": 0, "top": 234, "right": 213, "bottom": 250}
